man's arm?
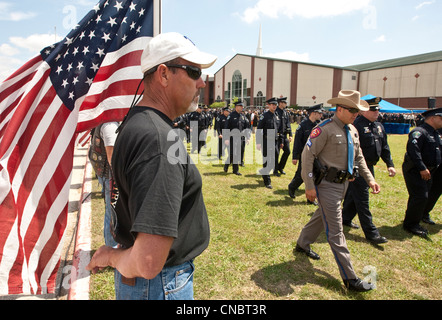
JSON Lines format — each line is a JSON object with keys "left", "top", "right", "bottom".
{"left": 87, "top": 233, "right": 174, "bottom": 280}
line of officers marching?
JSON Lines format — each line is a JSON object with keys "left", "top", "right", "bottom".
{"left": 175, "top": 91, "right": 441, "bottom": 292}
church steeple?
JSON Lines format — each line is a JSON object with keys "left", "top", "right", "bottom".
{"left": 256, "top": 24, "right": 263, "bottom": 57}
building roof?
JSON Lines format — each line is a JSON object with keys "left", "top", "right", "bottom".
{"left": 346, "top": 50, "right": 442, "bottom": 71}
{"left": 215, "top": 50, "right": 442, "bottom": 75}
{"left": 214, "top": 53, "right": 356, "bottom": 75}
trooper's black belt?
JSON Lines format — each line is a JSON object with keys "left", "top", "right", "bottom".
{"left": 325, "top": 167, "right": 359, "bottom": 184}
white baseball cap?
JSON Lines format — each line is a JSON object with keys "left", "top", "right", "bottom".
{"left": 141, "top": 32, "right": 217, "bottom": 74}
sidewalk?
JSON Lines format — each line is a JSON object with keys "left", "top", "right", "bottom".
{"left": 58, "top": 145, "right": 93, "bottom": 300}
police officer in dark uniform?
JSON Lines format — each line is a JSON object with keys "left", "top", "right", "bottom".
{"left": 224, "top": 100, "right": 248, "bottom": 175}
{"left": 276, "top": 97, "right": 293, "bottom": 175}
{"left": 403, "top": 108, "right": 442, "bottom": 237}
{"left": 257, "top": 98, "right": 282, "bottom": 189}
{"left": 288, "top": 104, "right": 324, "bottom": 199}
{"left": 422, "top": 127, "right": 442, "bottom": 225}
{"left": 342, "top": 97, "right": 395, "bottom": 244}
{"left": 216, "top": 107, "right": 230, "bottom": 159}
{"left": 188, "top": 105, "right": 206, "bottom": 153}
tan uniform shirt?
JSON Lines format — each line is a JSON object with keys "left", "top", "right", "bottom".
{"left": 301, "top": 115, "right": 374, "bottom": 191}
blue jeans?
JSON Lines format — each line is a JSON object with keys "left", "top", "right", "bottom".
{"left": 97, "top": 175, "right": 118, "bottom": 248}
{"left": 114, "top": 260, "right": 195, "bottom": 300}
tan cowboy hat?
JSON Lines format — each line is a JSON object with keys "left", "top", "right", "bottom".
{"left": 328, "top": 90, "right": 369, "bottom": 111}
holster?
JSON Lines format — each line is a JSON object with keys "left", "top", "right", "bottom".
{"left": 313, "top": 158, "right": 328, "bottom": 185}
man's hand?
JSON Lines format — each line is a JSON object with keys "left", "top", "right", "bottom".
{"left": 292, "top": 159, "right": 298, "bottom": 166}
{"left": 369, "top": 181, "right": 381, "bottom": 194}
{"left": 86, "top": 246, "right": 117, "bottom": 274}
{"left": 420, "top": 169, "right": 431, "bottom": 181}
{"left": 388, "top": 167, "right": 396, "bottom": 177}
{"left": 305, "top": 189, "right": 317, "bottom": 203}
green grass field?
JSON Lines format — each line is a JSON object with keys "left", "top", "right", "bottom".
{"left": 89, "top": 126, "right": 441, "bottom": 300}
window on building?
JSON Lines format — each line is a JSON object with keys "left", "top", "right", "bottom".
{"left": 232, "top": 70, "right": 242, "bottom": 100}
{"left": 254, "top": 91, "right": 265, "bottom": 107}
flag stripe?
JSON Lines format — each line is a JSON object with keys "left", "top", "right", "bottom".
{"left": 27, "top": 136, "right": 75, "bottom": 294}
{"left": 0, "top": 66, "right": 51, "bottom": 158}
{"left": 93, "top": 50, "right": 143, "bottom": 83}
{"left": 0, "top": 70, "right": 40, "bottom": 107}
{"left": 2, "top": 55, "right": 42, "bottom": 84}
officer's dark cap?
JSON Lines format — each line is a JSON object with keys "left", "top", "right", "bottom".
{"left": 307, "top": 103, "right": 325, "bottom": 113}
{"left": 365, "top": 97, "right": 383, "bottom": 111}
{"left": 277, "top": 97, "right": 288, "bottom": 104}
{"left": 234, "top": 100, "right": 245, "bottom": 107}
{"left": 266, "top": 98, "right": 278, "bottom": 105}
{"left": 422, "top": 107, "right": 442, "bottom": 118}
{"left": 222, "top": 106, "right": 230, "bottom": 112}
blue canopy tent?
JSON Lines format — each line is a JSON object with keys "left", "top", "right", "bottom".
{"left": 329, "top": 95, "right": 412, "bottom": 113}
{"left": 328, "top": 94, "right": 412, "bottom": 134}
{"left": 361, "top": 95, "right": 412, "bottom": 113}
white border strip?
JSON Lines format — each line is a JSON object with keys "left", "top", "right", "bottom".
{"left": 68, "top": 153, "right": 92, "bottom": 300}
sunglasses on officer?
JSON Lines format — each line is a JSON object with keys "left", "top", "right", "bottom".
{"left": 338, "top": 105, "right": 360, "bottom": 114}
{"left": 145, "top": 64, "right": 202, "bottom": 80}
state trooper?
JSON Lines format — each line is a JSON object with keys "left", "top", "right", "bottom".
{"left": 276, "top": 97, "right": 293, "bottom": 175}
{"left": 402, "top": 108, "right": 442, "bottom": 238}
{"left": 224, "top": 100, "right": 249, "bottom": 175}
{"left": 295, "top": 90, "right": 381, "bottom": 292}
{"left": 257, "top": 98, "right": 283, "bottom": 189}
{"left": 288, "top": 104, "right": 324, "bottom": 201}
{"left": 342, "top": 97, "right": 395, "bottom": 245}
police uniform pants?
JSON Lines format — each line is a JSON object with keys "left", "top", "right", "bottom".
{"left": 288, "top": 159, "right": 304, "bottom": 192}
{"left": 403, "top": 166, "right": 433, "bottom": 229}
{"left": 260, "top": 139, "right": 279, "bottom": 186}
{"left": 342, "top": 166, "right": 379, "bottom": 239}
{"left": 423, "top": 165, "right": 442, "bottom": 219}
{"left": 278, "top": 136, "right": 291, "bottom": 171}
{"left": 225, "top": 137, "right": 240, "bottom": 173}
{"left": 297, "top": 180, "right": 357, "bottom": 280}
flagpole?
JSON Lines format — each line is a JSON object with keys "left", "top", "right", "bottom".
{"left": 154, "top": 0, "right": 162, "bottom": 35}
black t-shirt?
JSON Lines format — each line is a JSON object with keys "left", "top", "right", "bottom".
{"left": 112, "top": 106, "right": 210, "bottom": 267}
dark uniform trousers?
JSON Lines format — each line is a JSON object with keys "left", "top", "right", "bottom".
{"left": 278, "top": 135, "right": 291, "bottom": 171}
{"left": 297, "top": 180, "right": 357, "bottom": 280}
{"left": 289, "top": 159, "right": 304, "bottom": 192}
{"left": 342, "top": 165, "right": 379, "bottom": 239}
{"left": 261, "top": 136, "right": 279, "bottom": 186}
{"left": 403, "top": 166, "right": 435, "bottom": 229}
{"left": 423, "top": 165, "right": 442, "bottom": 219}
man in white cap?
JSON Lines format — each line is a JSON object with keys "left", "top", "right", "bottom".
{"left": 294, "top": 90, "right": 381, "bottom": 292}
{"left": 87, "top": 33, "right": 217, "bottom": 300}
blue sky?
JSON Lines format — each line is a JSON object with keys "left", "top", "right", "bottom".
{"left": 0, "top": 0, "right": 441, "bottom": 81}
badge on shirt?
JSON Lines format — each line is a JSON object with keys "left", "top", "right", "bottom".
{"left": 364, "top": 127, "right": 371, "bottom": 134}
{"left": 310, "top": 127, "right": 322, "bottom": 139}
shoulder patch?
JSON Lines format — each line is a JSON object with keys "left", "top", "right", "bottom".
{"left": 412, "top": 131, "right": 422, "bottom": 139}
{"left": 310, "top": 127, "right": 322, "bottom": 139}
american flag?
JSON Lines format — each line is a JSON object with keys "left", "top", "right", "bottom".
{"left": 0, "top": 0, "right": 160, "bottom": 295}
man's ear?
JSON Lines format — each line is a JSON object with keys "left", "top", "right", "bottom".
{"left": 156, "top": 64, "right": 170, "bottom": 87}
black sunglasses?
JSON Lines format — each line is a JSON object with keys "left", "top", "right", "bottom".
{"left": 166, "top": 64, "right": 202, "bottom": 80}
{"left": 338, "top": 105, "right": 360, "bottom": 114}
{"left": 145, "top": 64, "right": 203, "bottom": 80}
